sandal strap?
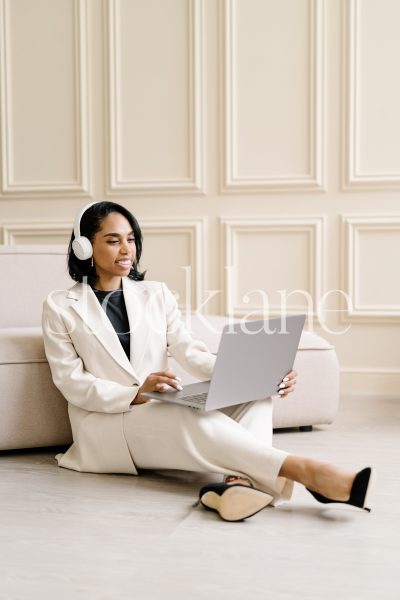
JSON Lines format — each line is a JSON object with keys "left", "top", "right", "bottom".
{"left": 224, "top": 475, "right": 254, "bottom": 487}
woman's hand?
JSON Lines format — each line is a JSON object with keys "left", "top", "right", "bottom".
{"left": 277, "top": 369, "right": 297, "bottom": 398}
{"left": 132, "top": 368, "right": 183, "bottom": 405}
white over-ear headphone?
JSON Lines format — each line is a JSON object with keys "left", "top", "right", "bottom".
{"left": 72, "top": 201, "right": 101, "bottom": 261}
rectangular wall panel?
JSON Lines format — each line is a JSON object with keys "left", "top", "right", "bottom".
{"left": 0, "top": 0, "right": 89, "bottom": 195}
{"left": 107, "top": 0, "right": 203, "bottom": 194}
{"left": 343, "top": 216, "right": 400, "bottom": 317}
{"left": 222, "top": 217, "right": 324, "bottom": 316}
{"left": 344, "top": 0, "right": 400, "bottom": 188}
{"left": 223, "top": 0, "right": 324, "bottom": 191}
{"left": 140, "top": 219, "right": 205, "bottom": 310}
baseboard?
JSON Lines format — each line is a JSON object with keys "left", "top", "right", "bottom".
{"left": 341, "top": 368, "right": 400, "bottom": 395}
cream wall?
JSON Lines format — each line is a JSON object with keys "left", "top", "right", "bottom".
{"left": 1, "top": 0, "right": 400, "bottom": 394}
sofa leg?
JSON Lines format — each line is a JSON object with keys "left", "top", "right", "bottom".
{"left": 299, "top": 425, "right": 313, "bottom": 432}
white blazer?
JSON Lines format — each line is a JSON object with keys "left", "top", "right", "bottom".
{"left": 42, "top": 277, "right": 216, "bottom": 474}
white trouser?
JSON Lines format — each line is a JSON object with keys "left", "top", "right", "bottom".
{"left": 123, "top": 397, "right": 294, "bottom": 504}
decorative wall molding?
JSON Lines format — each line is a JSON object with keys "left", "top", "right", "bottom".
{"left": 221, "top": 216, "right": 325, "bottom": 316}
{"left": 1, "top": 217, "right": 206, "bottom": 312}
{"left": 106, "top": 0, "right": 204, "bottom": 195}
{"left": 140, "top": 218, "right": 205, "bottom": 310}
{"left": 0, "top": 0, "right": 91, "bottom": 197}
{"left": 342, "top": 215, "right": 400, "bottom": 319}
{"left": 221, "top": 0, "right": 325, "bottom": 193}
{"left": 343, "top": 0, "right": 400, "bottom": 189}
{"left": 1, "top": 221, "right": 72, "bottom": 244}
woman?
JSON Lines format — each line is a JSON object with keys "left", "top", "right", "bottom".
{"left": 42, "top": 201, "right": 374, "bottom": 522}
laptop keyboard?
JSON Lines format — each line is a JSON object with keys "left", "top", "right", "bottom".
{"left": 181, "top": 392, "right": 208, "bottom": 405}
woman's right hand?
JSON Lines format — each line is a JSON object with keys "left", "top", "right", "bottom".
{"left": 132, "top": 368, "right": 183, "bottom": 405}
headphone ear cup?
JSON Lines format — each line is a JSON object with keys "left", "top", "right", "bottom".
{"left": 72, "top": 236, "right": 93, "bottom": 261}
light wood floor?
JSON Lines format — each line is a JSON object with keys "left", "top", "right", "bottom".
{"left": 1, "top": 395, "right": 399, "bottom": 600}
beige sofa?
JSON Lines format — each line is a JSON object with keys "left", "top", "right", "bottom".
{"left": 0, "top": 245, "right": 339, "bottom": 451}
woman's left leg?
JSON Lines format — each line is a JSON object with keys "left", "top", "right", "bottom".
{"left": 218, "top": 397, "right": 274, "bottom": 446}
{"left": 123, "top": 399, "right": 293, "bottom": 504}
{"left": 215, "top": 398, "right": 274, "bottom": 486}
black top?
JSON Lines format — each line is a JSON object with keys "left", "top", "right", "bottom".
{"left": 92, "top": 288, "right": 130, "bottom": 360}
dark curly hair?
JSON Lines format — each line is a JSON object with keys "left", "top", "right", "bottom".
{"left": 67, "top": 201, "right": 146, "bottom": 287}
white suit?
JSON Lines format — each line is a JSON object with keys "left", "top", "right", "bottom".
{"left": 42, "top": 277, "right": 293, "bottom": 502}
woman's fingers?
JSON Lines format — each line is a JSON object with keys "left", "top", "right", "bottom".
{"left": 139, "top": 370, "right": 183, "bottom": 395}
{"left": 159, "top": 375, "right": 182, "bottom": 387}
{"left": 153, "top": 374, "right": 182, "bottom": 391}
{"left": 279, "top": 385, "right": 295, "bottom": 397}
{"left": 155, "top": 380, "right": 179, "bottom": 391}
{"left": 278, "top": 368, "right": 297, "bottom": 396}
{"left": 277, "top": 369, "right": 297, "bottom": 394}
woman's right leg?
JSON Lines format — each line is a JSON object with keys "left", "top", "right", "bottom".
{"left": 279, "top": 455, "right": 356, "bottom": 501}
{"left": 220, "top": 398, "right": 354, "bottom": 500}
{"left": 219, "top": 399, "right": 356, "bottom": 500}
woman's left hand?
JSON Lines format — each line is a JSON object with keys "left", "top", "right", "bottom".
{"left": 277, "top": 369, "right": 297, "bottom": 398}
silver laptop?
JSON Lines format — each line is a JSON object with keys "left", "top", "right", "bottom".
{"left": 141, "top": 314, "right": 305, "bottom": 411}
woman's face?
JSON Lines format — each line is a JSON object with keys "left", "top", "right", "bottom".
{"left": 91, "top": 212, "right": 137, "bottom": 285}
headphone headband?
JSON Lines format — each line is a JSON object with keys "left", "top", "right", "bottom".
{"left": 73, "top": 201, "right": 100, "bottom": 241}
{"left": 72, "top": 201, "right": 101, "bottom": 261}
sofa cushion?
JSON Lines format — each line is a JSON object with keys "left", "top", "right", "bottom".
{"left": 0, "top": 317, "right": 333, "bottom": 367}
{"left": 0, "top": 327, "right": 46, "bottom": 364}
{"left": 177, "top": 314, "right": 333, "bottom": 354}
{"left": 0, "top": 245, "right": 72, "bottom": 328}
{"left": 298, "top": 330, "right": 333, "bottom": 350}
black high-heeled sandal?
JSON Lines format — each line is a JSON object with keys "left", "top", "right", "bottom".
{"left": 193, "top": 481, "right": 274, "bottom": 522}
{"left": 306, "top": 467, "right": 375, "bottom": 512}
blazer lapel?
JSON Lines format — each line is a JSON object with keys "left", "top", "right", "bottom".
{"left": 121, "top": 277, "right": 152, "bottom": 375}
{"left": 67, "top": 282, "right": 140, "bottom": 381}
